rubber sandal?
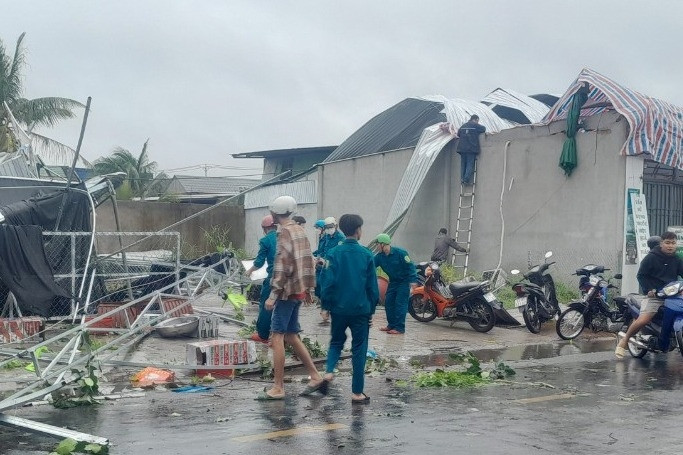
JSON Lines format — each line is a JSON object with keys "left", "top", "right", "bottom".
{"left": 351, "top": 393, "right": 370, "bottom": 404}
{"left": 615, "top": 346, "right": 627, "bottom": 359}
{"left": 255, "top": 391, "right": 284, "bottom": 401}
{"left": 299, "top": 378, "right": 329, "bottom": 396}
{"left": 379, "top": 327, "right": 390, "bottom": 332}
{"left": 386, "top": 329, "right": 404, "bottom": 335}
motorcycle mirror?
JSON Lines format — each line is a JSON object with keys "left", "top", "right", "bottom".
{"left": 544, "top": 251, "right": 553, "bottom": 259}
{"left": 511, "top": 269, "right": 521, "bottom": 275}
{"left": 613, "top": 273, "right": 622, "bottom": 280}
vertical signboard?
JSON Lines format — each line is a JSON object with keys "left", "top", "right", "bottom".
{"left": 630, "top": 190, "right": 650, "bottom": 262}
{"left": 625, "top": 188, "right": 650, "bottom": 264}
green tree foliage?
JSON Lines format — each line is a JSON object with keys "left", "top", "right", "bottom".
{"left": 0, "top": 32, "right": 85, "bottom": 163}
{"left": 93, "top": 139, "right": 168, "bottom": 198}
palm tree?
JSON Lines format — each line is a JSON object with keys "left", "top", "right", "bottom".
{"left": 93, "top": 139, "right": 167, "bottom": 197}
{"left": 0, "top": 32, "right": 86, "bottom": 164}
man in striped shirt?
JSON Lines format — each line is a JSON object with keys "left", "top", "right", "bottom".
{"left": 257, "top": 196, "right": 327, "bottom": 400}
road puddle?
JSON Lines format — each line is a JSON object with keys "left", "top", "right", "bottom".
{"left": 409, "top": 338, "right": 616, "bottom": 367}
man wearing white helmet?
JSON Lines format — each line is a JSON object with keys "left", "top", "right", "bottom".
{"left": 257, "top": 196, "right": 327, "bottom": 400}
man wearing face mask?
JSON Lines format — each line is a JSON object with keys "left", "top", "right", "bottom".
{"left": 373, "top": 233, "right": 418, "bottom": 334}
{"left": 323, "top": 217, "right": 345, "bottom": 249}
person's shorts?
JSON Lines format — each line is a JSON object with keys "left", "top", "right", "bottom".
{"left": 640, "top": 297, "right": 664, "bottom": 314}
{"left": 270, "top": 299, "right": 302, "bottom": 334}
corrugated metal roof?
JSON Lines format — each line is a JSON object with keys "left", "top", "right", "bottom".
{"left": 324, "top": 98, "right": 446, "bottom": 163}
{"left": 244, "top": 179, "right": 316, "bottom": 209}
{"left": 168, "top": 176, "right": 259, "bottom": 195}
{"left": 481, "top": 88, "right": 551, "bottom": 124}
{"left": 543, "top": 68, "right": 683, "bottom": 170}
{"left": 0, "top": 154, "right": 34, "bottom": 178}
{"left": 232, "top": 146, "right": 336, "bottom": 159}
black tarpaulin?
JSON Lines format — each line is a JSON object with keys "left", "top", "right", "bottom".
{"left": 0, "top": 189, "right": 91, "bottom": 232}
{"left": 0, "top": 225, "right": 71, "bottom": 316}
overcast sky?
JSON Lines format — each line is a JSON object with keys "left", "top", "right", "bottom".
{"left": 2, "top": 1, "right": 682, "bottom": 177}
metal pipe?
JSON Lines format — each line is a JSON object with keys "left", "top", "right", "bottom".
{"left": 54, "top": 96, "right": 92, "bottom": 231}
{"left": 109, "top": 180, "right": 134, "bottom": 300}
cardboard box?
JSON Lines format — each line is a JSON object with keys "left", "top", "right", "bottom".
{"left": 186, "top": 339, "right": 256, "bottom": 377}
{"left": 0, "top": 317, "right": 43, "bottom": 343}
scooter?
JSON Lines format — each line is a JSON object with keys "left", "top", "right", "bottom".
{"left": 555, "top": 265, "right": 626, "bottom": 340}
{"left": 409, "top": 262, "right": 500, "bottom": 333}
{"left": 619, "top": 280, "right": 683, "bottom": 358}
{"left": 510, "top": 251, "right": 560, "bottom": 333}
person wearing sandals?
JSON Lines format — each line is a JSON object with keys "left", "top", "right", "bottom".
{"left": 256, "top": 196, "right": 327, "bottom": 400}
{"left": 320, "top": 214, "right": 379, "bottom": 404}
{"left": 615, "top": 231, "right": 683, "bottom": 358}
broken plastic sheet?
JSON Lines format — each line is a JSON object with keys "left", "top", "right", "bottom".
{"left": 241, "top": 259, "right": 268, "bottom": 281}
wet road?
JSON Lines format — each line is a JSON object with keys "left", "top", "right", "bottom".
{"left": 2, "top": 340, "right": 682, "bottom": 454}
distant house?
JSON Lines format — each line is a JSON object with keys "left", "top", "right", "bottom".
{"left": 163, "top": 175, "right": 259, "bottom": 204}
{"left": 232, "top": 146, "right": 336, "bottom": 182}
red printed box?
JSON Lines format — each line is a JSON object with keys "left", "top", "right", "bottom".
{"left": 186, "top": 339, "right": 256, "bottom": 378}
{"left": 0, "top": 317, "right": 43, "bottom": 343}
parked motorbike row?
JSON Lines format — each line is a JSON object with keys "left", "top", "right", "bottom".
{"left": 410, "top": 252, "right": 683, "bottom": 360}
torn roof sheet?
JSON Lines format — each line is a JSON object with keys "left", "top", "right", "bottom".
{"left": 543, "top": 68, "right": 683, "bottom": 170}
{"left": 481, "top": 88, "right": 552, "bottom": 125}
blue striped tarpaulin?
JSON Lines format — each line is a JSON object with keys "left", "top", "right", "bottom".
{"left": 543, "top": 68, "right": 683, "bottom": 170}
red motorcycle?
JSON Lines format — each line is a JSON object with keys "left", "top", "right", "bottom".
{"left": 408, "top": 262, "right": 499, "bottom": 332}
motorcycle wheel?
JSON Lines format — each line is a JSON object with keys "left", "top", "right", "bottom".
{"left": 523, "top": 301, "right": 542, "bottom": 334}
{"left": 467, "top": 300, "right": 495, "bottom": 333}
{"left": 556, "top": 308, "right": 585, "bottom": 340}
{"left": 408, "top": 295, "right": 437, "bottom": 322}
{"left": 627, "top": 337, "right": 648, "bottom": 358}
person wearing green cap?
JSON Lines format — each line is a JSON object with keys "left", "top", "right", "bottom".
{"left": 373, "top": 233, "right": 418, "bottom": 334}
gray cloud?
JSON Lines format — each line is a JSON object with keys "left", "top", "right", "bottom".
{"left": 2, "top": 0, "right": 681, "bottom": 176}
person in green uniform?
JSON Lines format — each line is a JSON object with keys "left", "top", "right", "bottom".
{"left": 245, "top": 215, "right": 278, "bottom": 343}
{"left": 320, "top": 214, "right": 379, "bottom": 404}
{"left": 314, "top": 216, "right": 344, "bottom": 324}
{"left": 373, "top": 233, "right": 418, "bottom": 334}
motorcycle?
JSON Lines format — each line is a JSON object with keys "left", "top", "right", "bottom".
{"left": 408, "top": 262, "right": 500, "bottom": 332}
{"left": 555, "top": 264, "right": 627, "bottom": 340}
{"left": 619, "top": 281, "right": 683, "bottom": 358}
{"left": 510, "top": 251, "right": 560, "bottom": 333}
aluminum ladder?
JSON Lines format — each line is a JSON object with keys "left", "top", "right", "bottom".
{"left": 452, "top": 163, "right": 477, "bottom": 276}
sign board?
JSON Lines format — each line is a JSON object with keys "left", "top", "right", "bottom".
{"left": 630, "top": 190, "right": 650, "bottom": 262}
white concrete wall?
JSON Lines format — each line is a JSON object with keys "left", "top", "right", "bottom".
{"left": 315, "top": 112, "right": 631, "bottom": 282}
{"left": 317, "top": 149, "right": 416, "bottom": 247}
{"left": 466, "top": 111, "right": 629, "bottom": 278}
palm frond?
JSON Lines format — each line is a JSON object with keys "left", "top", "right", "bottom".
{"left": 14, "top": 97, "right": 84, "bottom": 130}
{"left": 0, "top": 33, "right": 25, "bottom": 106}
{"left": 7, "top": 33, "right": 26, "bottom": 101}
{"left": 29, "top": 131, "right": 92, "bottom": 167}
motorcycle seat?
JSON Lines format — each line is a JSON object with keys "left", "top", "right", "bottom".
{"left": 626, "top": 293, "right": 645, "bottom": 309}
{"left": 449, "top": 281, "right": 482, "bottom": 296}
{"left": 613, "top": 296, "right": 628, "bottom": 309}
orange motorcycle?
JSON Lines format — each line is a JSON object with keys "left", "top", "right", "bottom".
{"left": 409, "top": 262, "right": 499, "bottom": 332}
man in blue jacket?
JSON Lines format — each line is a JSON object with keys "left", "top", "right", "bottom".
{"left": 245, "top": 215, "right": 278, "bottom": 343}
{"left": 456, "top": 115, "right": 486, "bottom": 185}
{"left": 314, "top": 216, "right": 345, "bottom": 324}
{"left": 374, "top": 233, "right": 418, "bottom": 334}
{"left": 321, "top": 214, "right": 379, "bottom": 404}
